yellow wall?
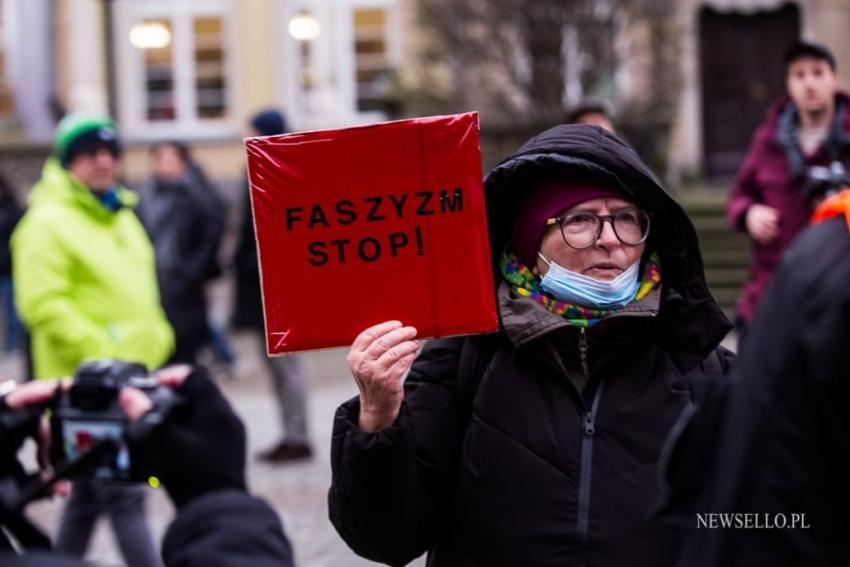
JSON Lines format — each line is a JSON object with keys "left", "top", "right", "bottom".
{"left": 233, "top": 0, "right": 280, "bottom": 119}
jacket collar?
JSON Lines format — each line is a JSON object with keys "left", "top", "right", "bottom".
{"left": 498, "top": 279, "right": 661, "bottom": 348}
{"left": 30, "top": 158, "right": 136, "bottom": 222}
{"left": 773, "top": 95, "right": 850, "bottom": 178}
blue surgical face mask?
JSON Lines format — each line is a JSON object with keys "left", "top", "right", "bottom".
{"left": 537, "top": 253, "right": 641, "bottom": 309}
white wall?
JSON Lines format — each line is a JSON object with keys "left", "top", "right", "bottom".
{"left": 5, "top": 0, "right": 54, "bottom": 140}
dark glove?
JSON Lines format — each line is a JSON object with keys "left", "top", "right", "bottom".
{"left": 0, "top": 394, "right": 53, "bottom": 550}
{"left": 0, "top": 396, "right": 42, "bottom": 484}
{"left": 142, "top": 369, "right": 246, "bottom": 509}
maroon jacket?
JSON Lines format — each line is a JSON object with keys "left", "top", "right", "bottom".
{"left": 726, "top": 93, "right": 850, "bottom": 323}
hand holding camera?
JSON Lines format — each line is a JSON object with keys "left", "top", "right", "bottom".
{"left": 1, "top": 361, "right": 246, "bottom": 512}
{"left": 50, "top": 360, "right": 183, "bottom": 482}
{"left": 124, "top": 365, "right": 247, "bottom": 509}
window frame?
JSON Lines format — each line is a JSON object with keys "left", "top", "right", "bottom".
{"left": 345, "top": 0, "right": 401, "bottom": 123}
{"left": 113, "top": 0, "right": 236, "bottom": 141}
{"left": 285, "top": 0, "right": 401, "bottom": 129}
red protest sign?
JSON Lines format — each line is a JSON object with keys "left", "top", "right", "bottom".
{"left": 245, "top": 112, "right": 498, "bottom": 354}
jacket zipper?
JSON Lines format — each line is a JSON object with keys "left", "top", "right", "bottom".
{"left": 576, "top": 327, "right": 604, "bottom": 567}
{"left": 578, "top": 327, "right": 590, "bottom": 378}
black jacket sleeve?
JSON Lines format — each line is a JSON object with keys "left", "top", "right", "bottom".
{"left": 162, "top": 489, "right": 294, "bottom": 567}
{"left": 328, "top": 338, "right": 466, "bottom": 566}
{"left": 676, "top": 218, "right": 850, "bottom": 567}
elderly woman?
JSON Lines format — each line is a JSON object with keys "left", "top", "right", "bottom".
{"left": 329, "top": 124, "right": 733, "bottom": 567}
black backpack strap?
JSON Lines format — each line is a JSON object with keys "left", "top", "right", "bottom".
{"left": 456, "top": 334, "right": 500, "bottom": 431}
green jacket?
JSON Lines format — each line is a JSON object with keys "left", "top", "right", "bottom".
{"left": 12, "top": 159, "right": 174, "bottom": 378}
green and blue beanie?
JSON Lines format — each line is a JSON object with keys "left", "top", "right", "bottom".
{"left": 54, "top": 114, "right": 122, "bottom": 168}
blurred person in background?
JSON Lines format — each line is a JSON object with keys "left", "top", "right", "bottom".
{"left": 177, "top": 148, "right": 239, "bottom": 376}
{"left": 138, "top": 141, "right": 224, "bottom": 365}
{"left": 566, "top": 100, "right": 617, "bottom": 134}
{"left": 0, "top": 172, "right": 22, "bottom": 352}
{"left": 232, "top": 108, "right": 313, "bottom": 463}
{"left": 11, "top": 114, "right": 174, "bottom": 567}
{"left": 727, "top": 40, "right": 850, "bottom": 342}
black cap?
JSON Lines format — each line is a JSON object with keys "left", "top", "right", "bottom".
{"left": 250, "top": 108, "right": 287, "bottom": 137}
{"left": 784, "top": 40, "right": 837, "bottom": 71}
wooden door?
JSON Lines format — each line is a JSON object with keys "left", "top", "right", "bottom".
{"left": 700, "top": 3, "right": 800, "bottom": 179}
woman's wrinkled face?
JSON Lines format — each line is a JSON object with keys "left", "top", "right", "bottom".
{"left": 534, "top": 197, "right": 646, "bottom": 281}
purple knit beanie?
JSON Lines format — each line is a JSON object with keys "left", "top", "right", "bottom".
{"left": 510, "top": 178, "right": 626, "bottom": 267}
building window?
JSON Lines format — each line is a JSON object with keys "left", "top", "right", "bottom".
{"left": 353, "top": 7, "right": 393, "bottom": 113}
{"left": 115, "top": 0, "right": 232, "bottom": 138}
{"left": 141, "top": 19, "right": 175, "bottom": 121}
{"left": 193, "top": 16, "right": 227, "bottom": 119}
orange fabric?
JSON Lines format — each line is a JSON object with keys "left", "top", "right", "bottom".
{"left": 811, "top": 188, "right": 850, "bottom": 230}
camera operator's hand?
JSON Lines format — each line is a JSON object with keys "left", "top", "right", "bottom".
{"left": 1, "top": 380, "right": 70, "bottom": 497}
{"left": 119, "top": 366, "right": 246, "bottom": 509}
{"left": 0, "top": 382, "right": 50, "bottom": 484}
{"left": 745, "top": 203, "right": 781, "bottom": 244}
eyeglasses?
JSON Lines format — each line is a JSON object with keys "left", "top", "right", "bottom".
{"left": 545, "top": 207, "right": 650, "bottom": 250}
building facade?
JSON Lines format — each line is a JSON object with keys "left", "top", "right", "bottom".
{"left": 3, "top": 0, "right": 850, "bottom": 188}
{"left": 0, "top": 0, "right": 403, "bottom": 188}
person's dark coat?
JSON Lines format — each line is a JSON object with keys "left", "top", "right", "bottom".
{"left": 328, "top": 124, "right": 734, "bottom": 567}
{"left": 0, "top": 175, "right": 22, "bottom": 276}
{"left": 673, "top": 214, "right": 850, "bottom": 567}
{"left": 231, "top": 181, "right": 264, "bottom": 330}
{"left": 138, "top": 168, "right": 224, "bottom": 363}
{"left": 163, "top": 490, "right": 294, "bottom": 566}
{"left": 233, "top": 109, "right": 287, "bottom": 331}
{"left": 1, "top": 490, "right": 295, "bottom": 567}
{"left": 726, "top": 92, "right": 850, "bottom": 324}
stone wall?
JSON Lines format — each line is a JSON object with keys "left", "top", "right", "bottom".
{"left": 0, "top": 144, "right": 51, "bottom": 201}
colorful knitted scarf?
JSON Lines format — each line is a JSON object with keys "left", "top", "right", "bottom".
{"left": 500, "top": 250, "right": 662, "bottom": 327}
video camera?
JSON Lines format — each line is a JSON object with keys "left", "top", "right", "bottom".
{"left": 0, "top": 360, "right": 182, "bottom": 546}
{"left": 50, "top": 360, "right": 182, "bottom": 482}
{"left": 804, "top": 161, "right": 850, "bottom": 205}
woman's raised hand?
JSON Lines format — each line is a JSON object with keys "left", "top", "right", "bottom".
{"left": 346, "top": 320, "right": 420, "bottom": 432}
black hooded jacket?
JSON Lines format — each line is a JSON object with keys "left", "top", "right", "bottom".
{"left": 673, "top": 214, "right": 850, "bottom": 567}
{"left": 328, "top": 125, "right": 733, "bottom": 567}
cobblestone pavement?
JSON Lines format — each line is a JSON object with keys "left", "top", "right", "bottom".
{"left": 13, "top": 334, "right": 427, "bottom": 567}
